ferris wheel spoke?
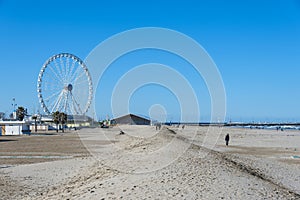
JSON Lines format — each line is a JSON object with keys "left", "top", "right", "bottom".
{"left": 44, "top": 90, "right": 62, "bottom": 102}
{"left": 59, "top": 56, "right": 67, "bottom": 82}
{"left": 47, "top": 65, "right": 64, "bottom": 85}
{"left": 43, "top": 88, "right": 62, "bottom": 98}
{"left": 65, "top": 57, "right": 70, "bottom": 80}
{"left": 67, "top": 59, "right": 77, "bottom": 82}
{"left": 46, "top": 99, "right": 56, "bottom": 112}
{"left": 72, "top": 71, "right": 87, "bottom": 84}
{"left": 73, "top": 79, "right": 88, "bottom": 86}
{"left": 68, "top": 64, "right": 82, "bottom": 83}
{"left": 53, "top": 59, "right": 64, "bottom": 82}
{"left": 42, "top": 81, "right": 62, "bottom": 94}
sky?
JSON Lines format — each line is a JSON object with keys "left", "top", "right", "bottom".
{"left": 0, "top": 0, "right": 300, "bottom": 122}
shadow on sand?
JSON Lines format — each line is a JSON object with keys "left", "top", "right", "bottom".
{"left": 0, "top": 139, "right": 17, "bottom": 142}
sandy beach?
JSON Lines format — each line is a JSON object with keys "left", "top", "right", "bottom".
{"left": 0, "top": 125, "right": 299, "bottom": 199}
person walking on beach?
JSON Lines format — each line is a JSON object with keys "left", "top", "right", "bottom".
{"left": 225, "top": 133, "right": 230, "bottom": 146}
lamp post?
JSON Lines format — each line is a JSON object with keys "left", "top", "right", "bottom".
{"left": 11, "top": 98, "right": 17, "bottom": 119}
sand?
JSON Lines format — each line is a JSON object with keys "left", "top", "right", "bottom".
{"left": 0, "top": 126, "right": 299, "bottom": 199}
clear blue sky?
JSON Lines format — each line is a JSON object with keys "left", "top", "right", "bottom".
{"left": 0, "top": 0, "right": 300, "bottom": 122}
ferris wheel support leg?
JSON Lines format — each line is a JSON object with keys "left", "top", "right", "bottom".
{"left": 70, "top": 93, "right": 83, "bottom": 114}
{"left": 52, "top": 91, "right": 64, "bottom": 113}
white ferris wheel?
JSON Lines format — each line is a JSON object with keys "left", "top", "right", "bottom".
{"left": 37, "top": 53, "right": 93, "bottom": 115}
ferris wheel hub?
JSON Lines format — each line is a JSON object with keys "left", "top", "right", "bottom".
{"left": 64, "top": 84, "right": 73, "bottom": 92}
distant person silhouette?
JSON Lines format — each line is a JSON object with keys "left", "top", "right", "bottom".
{"left": 156, "top": 123, "right": 161, "bottom": 130}
{"left": 225, "top": 133, "right": 230, "bottom": 146}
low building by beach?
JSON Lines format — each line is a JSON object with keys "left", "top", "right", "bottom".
{"left": 0, "top": 121, "right": 31, "bottom": 135}
{"left": 111, "top": 114, "right": 151, "bottom": 125}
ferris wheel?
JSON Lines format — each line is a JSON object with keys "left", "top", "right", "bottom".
{"left": 37, "top": 53, "right": 93, "bottom": 115}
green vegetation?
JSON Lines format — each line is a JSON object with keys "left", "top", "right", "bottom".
{"left": 52, "top": 111, "right": 67, "bottom": 133}
{"left": 16, "top": 106, "right": 27, "bottom": 121}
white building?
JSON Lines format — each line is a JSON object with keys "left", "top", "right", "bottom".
{"left": 0, "top": 121, "right": 30, "bottom": 135}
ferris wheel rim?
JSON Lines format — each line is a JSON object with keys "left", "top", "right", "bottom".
{"left": 37, "top": 53, "right": 93, "bottom": 115}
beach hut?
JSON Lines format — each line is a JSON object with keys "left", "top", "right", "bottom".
{"left": 111, "top": 114, "right": 151, "bottom": 125}
{"left": 0, "top": 121, "right": 30, "bottom": 135}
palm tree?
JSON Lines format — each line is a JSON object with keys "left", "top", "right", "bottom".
{"left": 0, "top": 112, "right": 5, "bottom": 120}
{"left": 52, "top": 111, "right": 60, "bottom": 132}
{"left": 16, "top": 106, "right": 26, "bottom": 121}
{"left": 59, "top": 112, "right": 67, "bottom": 133}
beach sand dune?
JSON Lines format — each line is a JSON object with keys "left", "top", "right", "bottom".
{"left": 0, "top": 126, "right": 299, "bottom": 199}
